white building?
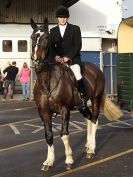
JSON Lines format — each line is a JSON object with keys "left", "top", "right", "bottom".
{"left": 0, "top": 0, "right": 128, "bottom": 95}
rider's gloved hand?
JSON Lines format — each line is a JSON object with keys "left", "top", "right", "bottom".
{"left": 55, "top": 55, "right": 63, "bottom": 63}
{"left": 61, "top": 56, "right": 70, "bottom": 63}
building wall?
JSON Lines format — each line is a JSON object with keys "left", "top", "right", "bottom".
{"left": 0, "top": 0, "right": 122, "bottom": 95}
{"left": 0, "top": 24, "right": 55, "bottom": 71}
{"left": 0, "top": 0, "right": 61, "bottom": 24}
{"left": 81, "top": 51, "right": 117, "bottom": 95}
{"left": 68, "top": 0, "right": 122, "bottom": 36}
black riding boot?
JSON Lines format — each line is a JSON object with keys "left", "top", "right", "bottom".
{"left": 77, "top": 78, "right": 88, "bottom": 110}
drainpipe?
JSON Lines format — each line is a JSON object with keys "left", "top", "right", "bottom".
{"left": 100, "top": 38, "right": 103, "bottom": 71}
{"left": 110, "top": 52, "right": 113, "bottom": 96}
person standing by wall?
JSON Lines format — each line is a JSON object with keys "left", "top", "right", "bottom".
{"left": 3, "top": 62, "right": 12, "bottom": 96}
{"left": 0, "top": 68, "right": 4, "bottom": 95}
{"left": 3, "top": 61, "right": 19, "bottom": 101}
{"left": 18, "top": 62, "right": 31, "bottom": 101}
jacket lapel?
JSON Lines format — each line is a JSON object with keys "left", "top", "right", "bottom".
{"left": 54, "top": 23, "right": 71, "bottom": 40}
{"left": 55, "top": 26, "right": 62, "bottom": 39}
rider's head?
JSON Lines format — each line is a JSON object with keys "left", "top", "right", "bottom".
{"left": 55, "top": 5, "right": 69, "bottom": 25}
{"left": 55, "top": 5, "right": 69, "bottom": 18}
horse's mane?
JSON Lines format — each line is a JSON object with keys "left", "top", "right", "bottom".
{"left": 40, "top": 59, "right": 77, "bottom": 87}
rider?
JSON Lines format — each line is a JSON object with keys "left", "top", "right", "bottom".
{"left": 49, "top": 5, "right": 88, "bottom": 110}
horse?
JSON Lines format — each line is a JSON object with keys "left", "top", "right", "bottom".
{"left": 30, "top": 17, "right": 123, "bottom": 171}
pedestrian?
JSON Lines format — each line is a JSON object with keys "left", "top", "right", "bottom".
{"left": 18, "top": 62, "right": 31, "bottom": 101}
{"left": 0, "top": 69, "right": 4, "bottom": 95}
{"left": 3, "top": 62, "right": 12, "bottom": 96}
{"left": 3, "top": 61, "right": 19, "bottom": 101}
{"left": 49, "top": 5, "right": 88, "bottom": 110}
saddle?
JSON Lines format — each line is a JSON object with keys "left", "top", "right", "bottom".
{"left": 60, "top": 63, "right": 78, "bottom": 88}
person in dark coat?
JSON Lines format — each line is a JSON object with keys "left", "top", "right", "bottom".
{"left": 0, "top": 69, "right": 4, "bottom": 94}
{"left": 49, "top": 5, "right": 88, "bottom": 110}
{"left": 3, "top": 61, "right": 19, "bottom": 100}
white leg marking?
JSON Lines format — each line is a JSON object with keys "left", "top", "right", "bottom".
{"left": 85, "top": 119, "right": 92, "bottom": 149}
{"left": 43, "top": 145, "right": 55, "bottom": 166}
{"left": 61, "top": 135, "right": 74, "bottom": 164}
{"left": 86, "top": 119, "right": 98, "bottom": 154}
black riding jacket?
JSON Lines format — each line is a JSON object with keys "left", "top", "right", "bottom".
{"left": 49, "top": 23, "right": 82, "bottom": 66}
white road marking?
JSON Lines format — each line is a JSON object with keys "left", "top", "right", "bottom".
{"left": 72, "top": 120, "right": 86, "bottom": 126}
{"left": 0, "top": 118, "right": 40, "bottom": 128}
{"left": 1, "top": 107, "right": 133, "bottom": 136}
{"left": 32, "top": 127, "right": 44, "bottom": 133}
{"left": 69, "top": 121, "right": 84, "bottom": 131}
{"left": 8, "top": 123, "right": 20, "bottom": 134}
{"left": 0, "top": 106, "right": 36, "bottom": 113}
{"left": 0, "top": 130, "right": 84, "bottom": 152}
{"left": 116, "top": 119, "right": 133, "bottom": 127}
{"left": 52, "top": 148, "right": 133, "bottom": 177}
{"left": 24, "top": 123, "right": 58, "bottom": 133}
{"left": 104, "top": 119, "right": 133, "bottom": 129}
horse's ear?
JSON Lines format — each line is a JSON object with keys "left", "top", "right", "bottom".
{"left": 43, "top": 17, "right": 49, "bottom": 31}
{"left": 30, "top": 18, "right": 37, "bottom": 30}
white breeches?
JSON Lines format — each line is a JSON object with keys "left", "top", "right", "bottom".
{"left": 70, "top": 64, "right": 82, "bottom": 80}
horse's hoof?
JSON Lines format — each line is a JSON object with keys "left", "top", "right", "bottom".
{"left": 66, "top": 164, "right": 72, "bottom": 170}
{"left": 41, "top": 165, "right": 52, "bottom": 171}
{"left": 86, "top": 153, "right": 95, "bottom": 159}
{"left": 84, "top": 147, "right": 89, "bottom": 153}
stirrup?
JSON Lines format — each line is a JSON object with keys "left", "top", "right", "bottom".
{"left": 79, "top": 96, "right": 87, "bottom": 110}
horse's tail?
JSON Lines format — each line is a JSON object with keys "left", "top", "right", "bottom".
{"left": 101, "top": 93, "right": 124, "bottom": 121}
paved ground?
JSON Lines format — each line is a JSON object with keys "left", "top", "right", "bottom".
{"left": 0, "top": 99, "right": 133, "bottom": 177}
{"left": 0, "top": 93, "right": 24, "bottom": 102}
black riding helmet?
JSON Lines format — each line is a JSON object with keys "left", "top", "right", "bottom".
{"left": 55, "top": 5, "right": 69, "bottom": 18}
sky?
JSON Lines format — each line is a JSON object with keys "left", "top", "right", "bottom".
{"left": 122, "top": 0, "right": 133, "bottom": 18}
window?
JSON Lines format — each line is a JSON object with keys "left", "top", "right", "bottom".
{"left": 2, "top": 40, "right": 12, "bottom": 52}
{"left": 18, "top": 40, "right": 27, "bottom": 52}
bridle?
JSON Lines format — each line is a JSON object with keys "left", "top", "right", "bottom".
{"left": 31, "top": 29, "right": 49, "bottom": 61}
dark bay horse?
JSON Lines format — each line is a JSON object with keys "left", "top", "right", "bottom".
{"left": 30, "top": 18, "right": 106, "bottom": 171}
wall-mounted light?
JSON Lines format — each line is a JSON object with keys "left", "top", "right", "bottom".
{"left": 105, "top": 30, "right": 113, "bottom": 35}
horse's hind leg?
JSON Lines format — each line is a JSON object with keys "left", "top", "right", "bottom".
{"left": 60, "top": 107, "right": 74, "bottom": 170}
{"left": 85, "top": 97, "right": 100, "bottom": 159}
{"left": 85, "top": 119, "right": 98, "bottom": 159}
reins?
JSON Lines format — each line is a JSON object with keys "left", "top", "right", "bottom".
{"left": 35, "top": 60, "right": 63, "bottom": 98}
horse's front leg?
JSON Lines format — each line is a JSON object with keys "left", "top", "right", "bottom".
{"left": 40, "top": 111, "right": 55, "bottom": 171}
{"left": 60, "top": 107, "right": 74, "bottom": 170}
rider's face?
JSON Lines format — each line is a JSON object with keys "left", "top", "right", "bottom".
{"left": 57, "top": 17, "right": 68, "bottom": 25}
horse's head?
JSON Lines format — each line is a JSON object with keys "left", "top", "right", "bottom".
{"left": 30, "top": 17, "right": 49, "bottom": 66}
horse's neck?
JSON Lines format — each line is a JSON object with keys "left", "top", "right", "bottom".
{"left": 36, "top": 64, "right": 60, "bottom": 88}
{"left": 36, "top": 70, "right": 49, "bottom": 88}
{"left": 36, "top": 71, "right": 45, "bottom": 79}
